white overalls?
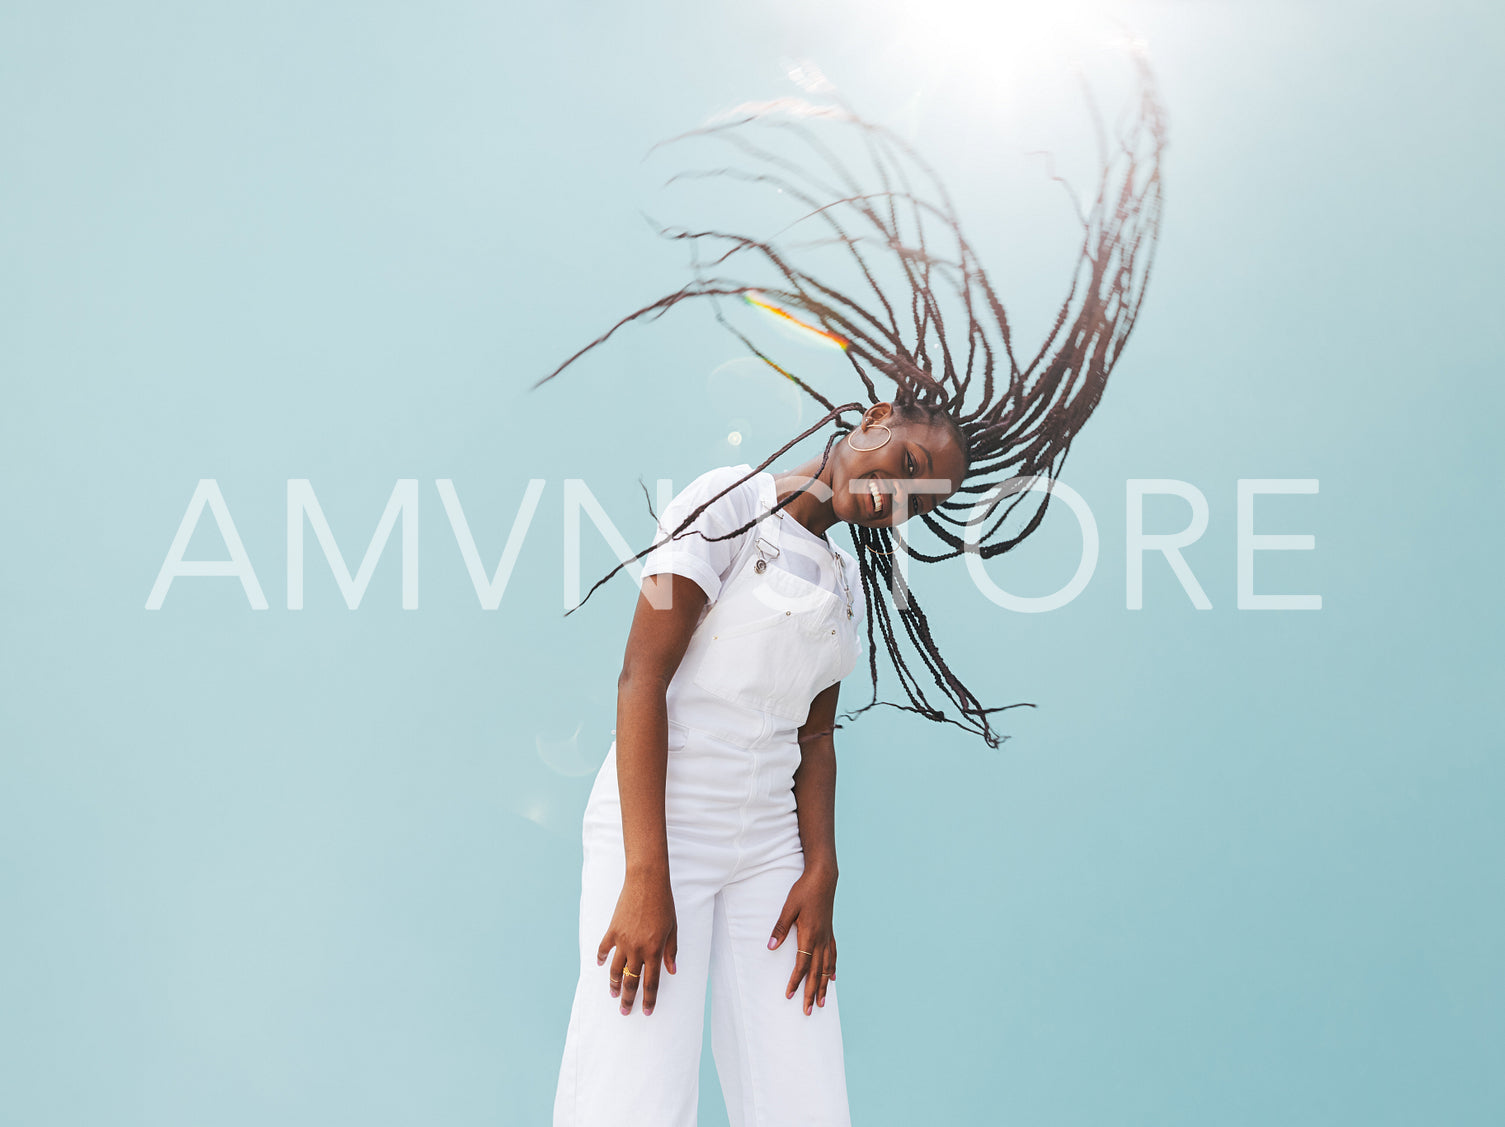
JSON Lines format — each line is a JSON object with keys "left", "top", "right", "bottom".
{"left": 554, "top": 466, "right": 865, "bottom": 1127}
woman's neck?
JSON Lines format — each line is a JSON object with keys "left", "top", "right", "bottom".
{"left": 771, "top": 456, "right": 839, "bottom": 539}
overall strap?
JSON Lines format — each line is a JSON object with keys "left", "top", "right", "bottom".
{"left": 752, "top": 472, "right": 785, "bottom": 557}
{"left": 706, "top": 469, "right": 783, "bottom": 610}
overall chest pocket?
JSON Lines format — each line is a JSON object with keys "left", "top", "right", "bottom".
{"left": 686, "top": 565, "right": 841, "bottom": 722}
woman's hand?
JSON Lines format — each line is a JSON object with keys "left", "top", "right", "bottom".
{"left": 768, "top": 865, "right": 837, "bottom": 1015}
{"left": 597, "top": 872, "right": 678, "bottom": 1016}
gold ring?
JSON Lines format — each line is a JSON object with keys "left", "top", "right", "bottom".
{"left": 798, "top": 949, "right": 811, "bottom": 956}
{"left": 622, "top": 968, "right": 639, "bottom": 978}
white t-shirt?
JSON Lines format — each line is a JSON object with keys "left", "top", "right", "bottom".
{"left": 641, "top": 464, "right": 867, "bottom": 632}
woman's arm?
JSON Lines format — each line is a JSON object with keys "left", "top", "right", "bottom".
{"left": 792, "top": 683, "right": 840, "bottom": 882}
{"left": 599, "top": 571, "right": 708, "bottom": 1017}
{"left": 769, "top": 680, "right": 842, "bottom": 1015}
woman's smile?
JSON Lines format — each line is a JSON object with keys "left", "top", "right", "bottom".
{"left": 846, "top": 470, "right": 891, "bottom": 525}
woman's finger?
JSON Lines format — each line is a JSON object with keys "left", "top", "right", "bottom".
{"left": 816, "top": 943, "right": 832, "bottom": 1008}
{"left": 802, "top": 946, "right": 823, "bottom": 1015}
{"left": 785, "top": 924, "right": 815, "bottom": 1001}
{"left": 608, "top": 948, "right": 626, "bottom": 999}
{"left": 768, "top": 898, "right": 798, "bottom": 951}
{"left": 618, "top": 954, "right": 643, "bottom": 1015}
{"left": 641, "top": 954, "right": 662, "bottom": 1016}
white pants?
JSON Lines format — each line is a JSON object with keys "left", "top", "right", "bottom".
{"left": 553, "top": 724, "right": 852, "bottom": 1127}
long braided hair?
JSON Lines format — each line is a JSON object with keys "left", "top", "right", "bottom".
{"left": 532, "top": 53, "right": 1167, "bottom": 749}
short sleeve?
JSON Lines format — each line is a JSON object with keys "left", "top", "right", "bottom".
{"left": 641, "top": 465, "right": 762, "bottom": 603}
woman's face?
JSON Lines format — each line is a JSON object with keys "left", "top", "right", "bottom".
{"left": 832, "top": 404, "right": 968, "bottom": 529}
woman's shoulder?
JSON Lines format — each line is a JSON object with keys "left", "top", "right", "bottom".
{"left": 675, "top": 463, "right": 770, "bottom": 517}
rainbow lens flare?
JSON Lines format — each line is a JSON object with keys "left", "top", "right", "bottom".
{"left": 741, "top": 290, "right": 850, "bottom": 351}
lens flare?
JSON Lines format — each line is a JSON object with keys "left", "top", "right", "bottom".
{"left": 741, "top": 290, "right": 850, "bottom": 351}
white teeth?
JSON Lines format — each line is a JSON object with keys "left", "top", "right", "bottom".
{"left": 868, "top": 480, "right": 883, "bottom": 512}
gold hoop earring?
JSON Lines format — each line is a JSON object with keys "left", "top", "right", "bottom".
{"left": 846, "top": 424, "right": 891, "bottom": 453}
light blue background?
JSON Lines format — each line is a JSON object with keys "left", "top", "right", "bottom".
{"left": 3, "top": 1, "right": 1501, "bottom": 1123}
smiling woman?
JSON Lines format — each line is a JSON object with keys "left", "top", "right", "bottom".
{"left": 539, "top": 51, "right": 1166, "bottom": 1127}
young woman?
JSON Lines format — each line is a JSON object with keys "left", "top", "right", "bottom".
{"left": 541, "top": 57, "right": 1165, "bottom": 1127}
